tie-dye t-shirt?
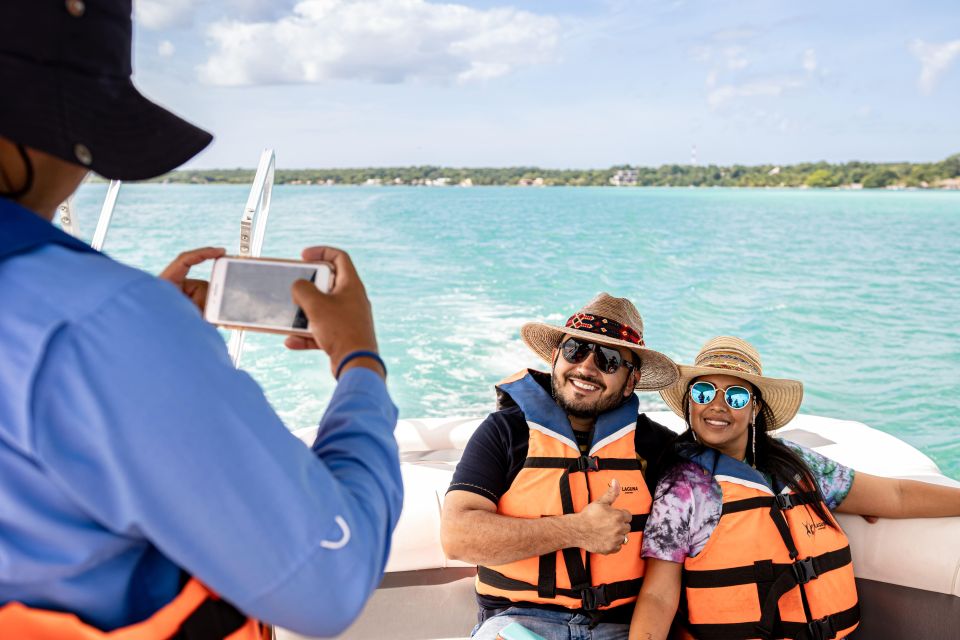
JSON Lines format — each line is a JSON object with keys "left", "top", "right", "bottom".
{"left": 641, "top": 440, "right": 855, "bottom": 563}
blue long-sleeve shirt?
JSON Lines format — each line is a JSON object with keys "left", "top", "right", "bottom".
{"left": 0, "top": 221, "right": 403, "bottom": 635}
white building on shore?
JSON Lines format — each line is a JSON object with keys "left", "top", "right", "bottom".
{"left": 610, "top": 169, "right": 638, "bottom": 186}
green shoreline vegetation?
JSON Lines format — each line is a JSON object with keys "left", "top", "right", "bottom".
{"left": 129, "top": 154, "right": 960, "bottom": 189}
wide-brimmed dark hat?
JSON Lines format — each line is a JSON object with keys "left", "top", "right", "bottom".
{"left": 0, "top": 0, "right": 212, "bottom": 180}
{"left": 520, "top": 292, "right": 679, "bottom": 391}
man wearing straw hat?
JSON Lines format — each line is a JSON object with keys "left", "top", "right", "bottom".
{"left": 442, "top": 293, "right": 680, "bottom": 640}
{"left": 0, "top": 1, "right": 402, "bottom": 638}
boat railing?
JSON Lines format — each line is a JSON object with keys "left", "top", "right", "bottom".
{"left": 91, "top": 179, "right": 121, "bottom": 251}
{"left": 228, "top": 148, "right": 276, "bottom": 367}
{"left": 57, "top": 179, "right": 122, "bottom": 250}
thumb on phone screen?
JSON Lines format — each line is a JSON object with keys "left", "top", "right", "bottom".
{"left": 288, "top": 246, "right": 382, "bottom": 379}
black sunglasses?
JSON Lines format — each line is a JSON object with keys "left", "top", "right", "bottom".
{"left": 560, "top": 337, "right": 636, "bottom": 375}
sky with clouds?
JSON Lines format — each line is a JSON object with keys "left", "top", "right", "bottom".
{"left": 132, "top": 0, "right": 960, "bottom": 169}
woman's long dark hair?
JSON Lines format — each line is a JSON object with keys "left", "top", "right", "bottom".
{"left": 653, "top": 384, "right": 837, "bottom": 530}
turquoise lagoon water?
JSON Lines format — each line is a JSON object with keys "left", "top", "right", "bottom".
{"left": 72, "top": 184, "right": 960, "bottom": 480}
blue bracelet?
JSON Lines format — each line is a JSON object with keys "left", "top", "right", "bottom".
{"left": 335, "top": 350, "right": 386, "bottom": 379}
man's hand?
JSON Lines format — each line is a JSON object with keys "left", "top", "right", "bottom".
{"left": 286, "top": 246, "right": 382, "bottom": 379}
{"left": 158, "top": 247, "right": 226, "bottom": 312}
{"left": 573, "top": 479, "right": 632, "bottom": 554}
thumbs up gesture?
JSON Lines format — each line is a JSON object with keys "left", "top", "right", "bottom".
{"left": 574, "top": 479, "right": 633, "bottom": 555}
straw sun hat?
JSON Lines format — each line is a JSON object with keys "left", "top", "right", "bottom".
{"left": 520, "top": 293, "right": 679, "bottom": 391}
{"left": 660, "top": 336, "right": 803, "bottom": 430}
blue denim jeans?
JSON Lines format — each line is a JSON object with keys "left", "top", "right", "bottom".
{"left": 471, "top": 607, "right": 630, "bottom": 640}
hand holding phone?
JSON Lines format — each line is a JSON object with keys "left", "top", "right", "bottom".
{"left": 288, "top": 246, "right": 382, "bottom": 379}
{"left": 159, "top": 246, "right": 227, "bottom": 312}
{"left": 205, "top": 256, "right": 335, "bottom": 337}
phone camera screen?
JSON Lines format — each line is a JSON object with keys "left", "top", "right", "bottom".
{"left": 221, "top": 262, "right": 317, "bottom": 329}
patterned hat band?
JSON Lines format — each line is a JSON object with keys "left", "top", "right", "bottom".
{"left": 565, "top": 313, "right": 645, "bottom": 346}
{"left": 694, "top": 352, "right": 761, "bottom": 376}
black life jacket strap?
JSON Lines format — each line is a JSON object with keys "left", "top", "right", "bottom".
{"left": 684, "top": 546, "right": 852, "bottom": 589}
{"left": 555, "top": 469, "right": 592, "bottom": 592}
{"left": 172, "top": 598, "right": 250, "bottom": 640}
{"left": 720, "top": 491, "right": 819, "bottom": 517}
{"left": 782, "top": 603, "right": 861, "bottom": 640}
{"left": 523, "top": 456, "right": 641, "bottom": 472}
{"left": 476, "top": 566, "right": 642, "bottom": 611}
{"left": 685, "top": 603, "right": 859, "bottom": 640}
{"left": 537, "top": 552, "right": 556, "bottom": 599}
{"left": 171, "top": 572, "right": 255, "bottom": 640}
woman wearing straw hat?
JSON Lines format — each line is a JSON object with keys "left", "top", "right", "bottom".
{"left": 627, "top": 337, "right": 960, "bottom": 640}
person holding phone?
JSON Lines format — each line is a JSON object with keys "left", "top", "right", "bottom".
{"left": 0, "top": 2, "right": 402, "bottom": 638}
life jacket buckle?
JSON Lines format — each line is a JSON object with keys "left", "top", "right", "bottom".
{"left": 791, "top": 557, "right": 818, "bottom": 584}
{"left": 775, "top": 493, "right": 797, "bottom": 510}
{"left": 580, "top": 585, "right": 609, "bottom": 611}
{"left": 805, "top": 615, "right": 835, "bottom": 640}
{"left": 575, "top": 455, "right": 600, "bottom": 473}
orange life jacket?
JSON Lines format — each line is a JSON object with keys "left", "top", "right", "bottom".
{"left": 0, "top": 578, "right": 269, "bottom": 640}
{"left": 475, "top": 372, "right": 652, "bottom": 611}
{"left": 680, "top": 448, "right": 859, "bottom": 640}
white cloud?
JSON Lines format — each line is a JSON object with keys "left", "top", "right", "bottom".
{"left": 197, "top": 0, "right": 560, "bottom": 86}
{"left": 135, "top": 1, "right": 304, "bottom": 30}
{"left": 696, "top": 39, "right": 818, "bottom": 110}
{"left": 158, "top": 40, "right": 176, "bottom": 57}
{"left": 909, "top": 39, "right": 960, "bottom": 94}
{"left": 707, "top": 77, "right": 804, "bottom": 109}
{"left": 723, "top": 46, "right": 749, "bottom": 70}
{"left": 135, "top": 0, "right": 195, "bottom": 30}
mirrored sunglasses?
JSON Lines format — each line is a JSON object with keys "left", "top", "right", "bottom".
{"left": 690, "top": 381, "right": 752, "bottom": 409}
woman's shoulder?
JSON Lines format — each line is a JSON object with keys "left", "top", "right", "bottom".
{"left": 775, "top": 438, "right": 849, "bottom": 478}
{"left": 644, "top": 459, "right": 724, "bottom": 562}
{"left": 655, "top": 459, "right": 720, "bottom": 501}
{"left": 774, "top": 438, "right": 855, "bottom": 509}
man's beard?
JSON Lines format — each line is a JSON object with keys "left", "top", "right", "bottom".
{"left": 552, "top": 371, "right": 632, "bottom": 419}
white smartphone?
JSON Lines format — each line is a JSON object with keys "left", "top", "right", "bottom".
{"left": 204, "top": 256, "right": 334, "bottom": 336}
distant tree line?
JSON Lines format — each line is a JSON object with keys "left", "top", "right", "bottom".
{"left": 137, "top": 154, "right": 960, "bottom": 189}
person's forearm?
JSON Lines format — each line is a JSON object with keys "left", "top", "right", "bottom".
{"left": 628, "top": 591, "right": 676, "bottom": 640}
{"left": 311, "top": 367, "right": 403, "bottom": 564}
{"left": 242, "top": 370, "right": 402, "bottom": 636}
{"left": 897, "top": 478, "right": 960, "bottom": 518}
{"left": 443, "top": 507, "right": 584, "bottom": 566}
{"left": 261, "top": 367, "right": 403, "bottom": 636}
{"left": 839, "top": 472, "right": 960, "bottom": 519}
